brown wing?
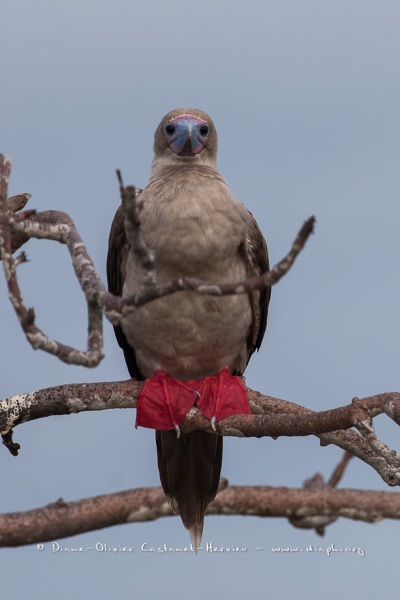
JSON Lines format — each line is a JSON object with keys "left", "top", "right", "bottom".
{"left": 106, "top": 202, "right": 143, "bottom": 380}
{"left": 241, "top": 209, "right": 271, "bottom": 365}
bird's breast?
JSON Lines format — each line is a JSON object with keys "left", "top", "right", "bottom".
{"left": 139, "top": 169, "right": 248, "bottom": 271}
{"left": 121, "top": 169, "right": 252, "bottom": 379}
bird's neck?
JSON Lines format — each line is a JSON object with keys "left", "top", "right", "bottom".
{"left": 151, "top": 154, "right": 218, "bottom": 177}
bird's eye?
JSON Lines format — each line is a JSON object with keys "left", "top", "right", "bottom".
{"left": 199, "top": 124, "right": 209, "bottom": 136}
{"left": 164, "top": 123, "right": 175, "bottom": 135}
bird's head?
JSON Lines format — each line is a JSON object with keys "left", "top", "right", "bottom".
{"left": 153, "top": 108, "right": 218, "bottom": 166}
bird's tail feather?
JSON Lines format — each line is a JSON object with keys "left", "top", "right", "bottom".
{"left": 156, "top": 430, "right": 222, "bottom": 551}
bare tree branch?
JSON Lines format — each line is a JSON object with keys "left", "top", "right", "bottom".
{"left": 288, "top": 451, "right": 354, "bottom": 533}
{"left": 1, "top": 194, "right": 34, "bottom": 256}
{"left": 1, "top": 379, "right": 399, "bottom": 486}
{"left": 0, "top": 154, "right": 315, "bottom": 367}
{"left": 115, "top": 172, "right": 155, "bottom": 288}
{"left": 0, "top": 156, "right": 104, "bottom": 366}
{"left": 327, "top": 451, "right": 354, "bottom": 487}
{"left": 1, "top": 483, "right": 399, "bottom": 548}
{"left": 2, "top": 154, "right": 400, "bottom": 548}
{"left": 7, "top": 193, "right": 31, "bottom": 214}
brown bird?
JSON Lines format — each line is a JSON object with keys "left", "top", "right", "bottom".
{"left": 107, "top": 108, "right": 270, "bottom": 548}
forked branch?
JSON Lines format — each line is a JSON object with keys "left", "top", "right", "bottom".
{"left": 0, "top": 154, "right": 315, "bottom": 366}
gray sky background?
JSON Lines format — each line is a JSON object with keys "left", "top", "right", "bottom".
{"left": 1, "top": 0, "right": 400, "bottom": 597}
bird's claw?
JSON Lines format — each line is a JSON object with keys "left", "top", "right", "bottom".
{"left": 211, "top": 416, "right": 217, "bottom": 431}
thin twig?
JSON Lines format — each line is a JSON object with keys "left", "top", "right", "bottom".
{"left": 116, "top": 171, "right": 156, "bottom": 284}
{"left": 328, "top": 451, "right": 354, "bottom": 488}
{"left": 288, "top": 450, "right": 355, "bottom": 534}
{"left": 116, "top": 215, "right": 316, "bottom": 310}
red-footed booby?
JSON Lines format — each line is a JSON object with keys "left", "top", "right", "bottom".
{"left": 107, "top": 108, "right": 270, "bottom": 549}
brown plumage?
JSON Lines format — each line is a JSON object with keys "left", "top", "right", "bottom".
{"left": 107, "top": 108, "right": 270, "bottom": 548}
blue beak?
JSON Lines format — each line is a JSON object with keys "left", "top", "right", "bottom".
{"left": 165, "top": 117, "right": 207, "bottom": 155}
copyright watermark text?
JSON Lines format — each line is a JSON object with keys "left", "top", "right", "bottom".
{"left": 35, "top": 541, "right": 365, "bottom": 557}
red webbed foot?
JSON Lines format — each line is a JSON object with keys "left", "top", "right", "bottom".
{"left": 136, "top": 366, "right": 250, "bottom": 432}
